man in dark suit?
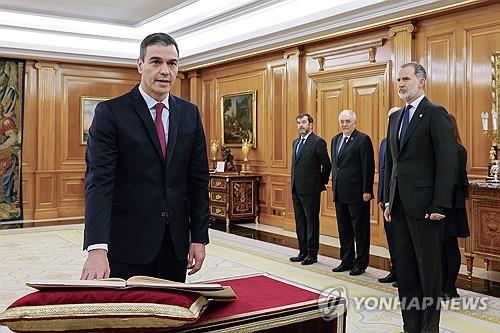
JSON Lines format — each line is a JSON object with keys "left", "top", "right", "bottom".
{"left": 331, "top": 110, "right": 375, "bottom": 276}
{"left": 290, "top": 113, "right": 331, "bottom": 265}
{"left": 81, "top": 33, "right": 209, "bottom": 282}
{"left": 384, "top": 62, "right": 457, "bottom": 333}
{"left": 377, "top": 107, "right": 400, "bottom": 286}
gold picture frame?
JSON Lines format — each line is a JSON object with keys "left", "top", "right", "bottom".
{"left": 80, "top": 96, "right": 109, "bottom": 145}
{"left": 220, "top": 90, "right": 257, "bottom": 147}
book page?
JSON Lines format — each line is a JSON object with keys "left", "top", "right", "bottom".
{"left": 27, "top": 278, "right": 126, "bottom": 290}
{"left": 127, "top": 276, "right": 223, "bottom": 290}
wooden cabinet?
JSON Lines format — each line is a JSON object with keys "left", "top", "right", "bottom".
{"left": 209, "top": 174, "right": 260, "bottom": 228}
{"left": 464, "top": 181, "right": 500, "bottom": 279}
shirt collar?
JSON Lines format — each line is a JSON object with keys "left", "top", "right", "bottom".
{"left": 138, "top": 84, "right": 170, "bottom": 110}
{"left": 300, "top": 131, "right": 312, "bottom": 140}
{"left": 406, "top": 94, "right": 425, "bottom": 111}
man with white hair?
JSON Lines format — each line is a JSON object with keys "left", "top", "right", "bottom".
{"left": 331, "top": 110, "right": 375, "bottom": 276}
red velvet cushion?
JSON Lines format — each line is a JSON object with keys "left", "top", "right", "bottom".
{"left": 0, "top": 288, "right": 210, "bottom": 332}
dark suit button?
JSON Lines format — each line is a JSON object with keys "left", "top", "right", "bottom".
{"left": 161, "top": 211, "right": 166, "bottom": 217}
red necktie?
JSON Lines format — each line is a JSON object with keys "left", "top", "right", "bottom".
{"left": 155, "top": 103, "right": 167, "bottom": 158}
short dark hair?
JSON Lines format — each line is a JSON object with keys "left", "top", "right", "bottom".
{"left": 139, "top": 33, "right": 179, "bottom": 60}
{"left": 401, "top": 62, "right": 427, "bottom": 80}
{"left": 296, "top": 113, "right": 314, "bottom": 123}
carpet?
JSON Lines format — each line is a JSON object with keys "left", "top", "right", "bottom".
{"left": 0, "top": 224, "right": 498, "bottom": 332}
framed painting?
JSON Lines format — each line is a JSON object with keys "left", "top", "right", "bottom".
{"left": 80, "top": 96, "right": 108, "bottom": 145}
{"left": 220, "top": 90, "right": 256, "bottom": 147}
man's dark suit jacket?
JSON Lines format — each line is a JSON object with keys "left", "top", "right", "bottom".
{"left": 377, "top": 138, "right": 387, "bottom": 203}
{"left": 331, "top": 129, "right": 375, "bottom": 204}
{"left": 291, "top": 133, "right": 331, "bottom": 194}
{"left": 84, "top": 85, "right": 209, "bottom": 265}
{"left": 383, "top": 97, "right": 457, "bottom": 218}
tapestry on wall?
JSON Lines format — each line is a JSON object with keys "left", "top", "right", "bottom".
{"left": 0, "top": 58, "right": 24, "bottom": 223}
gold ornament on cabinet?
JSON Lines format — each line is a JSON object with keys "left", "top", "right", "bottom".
{"left": 210, "top": 139, "right": 220, "bottom": 171}
{"left": 240, "top": 138, "right": 252, "bottom": 174}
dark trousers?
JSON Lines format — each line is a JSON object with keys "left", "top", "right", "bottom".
{"left": 384, "top": 216, "right": 397, "bottom": 275}
{"left": 109, "top": 226, "right": 187, "bottom": 282}
{"left": 392, "top": 193, "right": 443, "bottom": 333}
{"left": 335, "top": 201, "right": 370, "bottom": 269}
{"left": 292, "top": 192, "right": 321, "bottom": 258}
{"left": 442, "top": 236, "right": 460, "bottom": 293}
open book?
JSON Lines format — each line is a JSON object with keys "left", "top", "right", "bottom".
{"left": 26, "top": 276, "right": 236, "bottom": 300}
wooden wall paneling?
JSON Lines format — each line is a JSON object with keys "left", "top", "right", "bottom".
{"left": 388, "top": 22, "right": 418, "bottom": 107}
{"left": 201, "top": 79, "right": 214, "bottom": 154}
{"left": 215, "top": 69, "right": 267, "bottom": 168}
{"left": 310, "top": 76, "right": 348, "bottom": 237}
{"left": 268, "top": 62, "right": 287, "bottom": 168}
{"left": 348, "top": 74, "right": 386, "bottom": 246}
{"left": 422, "top": 30, "right": 456, "bottom": 114}
{"left": 60, "top": 75, "right": 138, "bottom": 170}
{"left": 21, "top": 61, "right": 39, "bottom": 220}
{"left": 466, "top": 25, "right": 500, "bottom": 177}
{"left": 310, "top": 63, "right": 389, "bottom": 241}
{"left": 33, "top": 62, "right": 59, "bottom": 219}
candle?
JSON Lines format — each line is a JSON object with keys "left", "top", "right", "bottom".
{"left": 481, "top": 112, "right": 489, "bottom": 131}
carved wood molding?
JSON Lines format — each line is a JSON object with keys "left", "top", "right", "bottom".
{"left": 307, "top": 37, "right": 385, "bottom": 71}
{"left": 388, "top": 22, "right": 419, "bottom": 37}
{"left": 34, "top": 62, "right": 60, "bottom": 71}
{"left": 187, "top": 71, "right": 199, "bottom": 79}
{"left": 309, "top": 61, "right": 389, "bottom": 82}
{"left": 283, "top": 47, "right": 303, "bottom": 60}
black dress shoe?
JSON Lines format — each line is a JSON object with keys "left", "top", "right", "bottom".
{"left": 392, "top": 281, "right": 399, "bottom": 288}
{"left": 301, "top": 256, "right": 317, "bottom": 265}
{"left": 378, "top": 272, "right": 397, "bottom": 283}
{"left": 349, "top": 267, "right": 365, "bottom": 276}
{"left": 289, "top": 254, "right": 307, "bottom": 262}
{"left": 332, "top": 262, "right": 353, "bottom": 272}
{"left": 442, "top": 290, "right": 460, "bottom": 300}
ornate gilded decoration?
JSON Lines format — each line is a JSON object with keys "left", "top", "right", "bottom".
{"left": 232, "top": 181, "right": 253, "bottom": 215}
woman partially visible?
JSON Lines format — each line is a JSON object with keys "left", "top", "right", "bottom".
{"left": 442, "top": 114, "right": 470, "bottom": 300}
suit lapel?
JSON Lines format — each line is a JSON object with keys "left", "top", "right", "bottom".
{"left": 293, "top": 138, "right": 299, "bottom": 163}
{"left": 338, "top": 129, "right": 357, "bottom": 160}
{"left": 400, "top": 97, "right": 429, "bottom": 150}
{"left": 130, "top": 86, "right": 165, "bottom": 164}
{"left": 166, "top": 95, "right": 180, "bottom": 170}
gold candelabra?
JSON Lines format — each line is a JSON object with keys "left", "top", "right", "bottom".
{"left": 481, "top": 109, "right": 499, "bottom": 178}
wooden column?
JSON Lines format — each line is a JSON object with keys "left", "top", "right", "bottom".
{"left": 188, "top": 71, "right": 201, "bottom": 106}
{"left": 388, "top": 22, "right": 418, "bottom": 106}
{"left": 34, "top": 62, "right": 59, "bottom": 219}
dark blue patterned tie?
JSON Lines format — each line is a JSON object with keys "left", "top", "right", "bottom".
{"left": 337, "top": 136, "right": 348, "bottom": 156}
{"left": 399, "top": 105, "right": 411, "bottom": 143}
{"left": 295, "top": 138, "right": 305, "bottom": 161}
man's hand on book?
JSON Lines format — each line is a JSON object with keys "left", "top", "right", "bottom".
{"left": 81, "top": 249, "right": 110, "bottom": 280}
{"left": 187, "top": 243, "right": 206, "bottom": 276}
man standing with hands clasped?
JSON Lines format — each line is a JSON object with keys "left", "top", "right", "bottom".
{"left": 331, "top": 110, "right": 375, "bottom": 276}
{"left": 81, "top": 33, "right": 210, "bottom": 282}
{"left": 290, "top": 114, "right": 331, "bottom": 266}
{"left": 384, "top": 62, "right": 457, "bottom": 333}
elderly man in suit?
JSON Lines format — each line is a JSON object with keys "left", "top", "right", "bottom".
{"left": 331, "top": 110, "right": 375, "bottom": 276}
{"left": 384, "top": 62, "right": 457, "bottom": 333}
{"left": 81, "top": 33, "right": 209, "bottom": 282}
{"left": 290, "top": 113, "right": 331, "bottom": 265}
{"left": 377, "top": 106, "right": 400, "bottom": 286}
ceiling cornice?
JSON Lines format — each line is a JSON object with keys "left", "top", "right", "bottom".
{"left": 0, "top": 0, "right": 486, "bottom": 69}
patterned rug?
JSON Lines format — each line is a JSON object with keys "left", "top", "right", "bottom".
{"left": 0, "top": 225, "right": 498, "bottom": 332}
